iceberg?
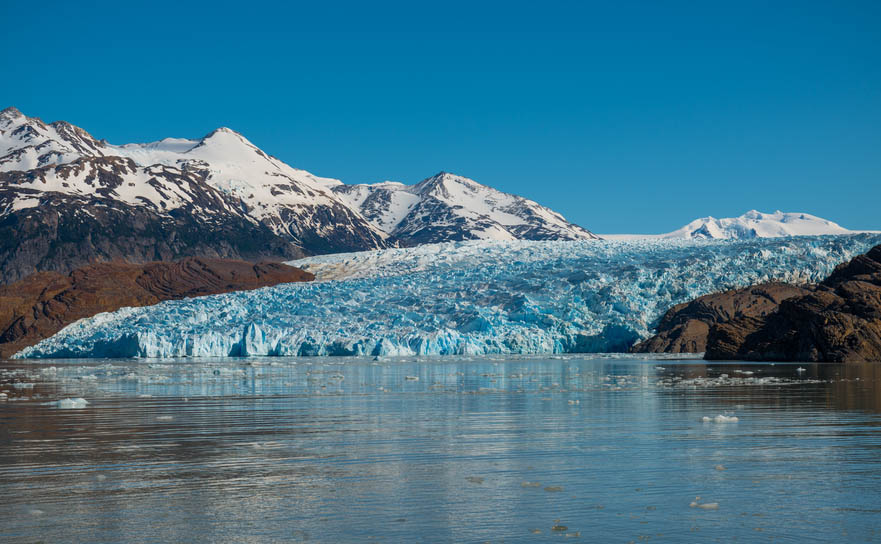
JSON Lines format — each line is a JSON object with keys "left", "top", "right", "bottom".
{"left": 15, "top": 235, "right": 881, "bottom": 359}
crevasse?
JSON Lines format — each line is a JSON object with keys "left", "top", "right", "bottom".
{"left": 16, "top": 235, "right": 881, "bottom": 359}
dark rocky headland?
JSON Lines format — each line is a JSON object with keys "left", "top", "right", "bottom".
{"left": 634, "top": 244, "right": 881, "bottom": 362}
{"left": 0, "top": 257, "right": 313, "bottom": 358}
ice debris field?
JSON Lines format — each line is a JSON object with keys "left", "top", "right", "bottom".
{"left": 15, "top": 234, "right": 881, "bottom": 359}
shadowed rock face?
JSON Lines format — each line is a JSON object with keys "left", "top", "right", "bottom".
{"left": 0, "top": 192, "right": 309, "bottom": 286}
{"left": 630, "top": 283, "right": 811, "bottom": 354}
{"left": 706, "top": 245, "right": 881, "bottom": 362}
{"left": 0, "top": 257, "right": 314, "bottom": 358}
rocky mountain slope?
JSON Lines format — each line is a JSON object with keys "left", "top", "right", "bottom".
{"left": 0, "top": 257, "right": 313, "bottom": 358}
{"left": 705, "top": 244, "right": 881, "bottom": 362}
{"left": 331, "top": 172, "right": 598, "bottom": 245}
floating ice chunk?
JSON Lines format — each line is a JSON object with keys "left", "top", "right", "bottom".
{"left": 796, "top": 367, "right": 806, "bottom": 372}
{"left": 404, "top": 376, "right": 419, "bottom": 381}
{"left": 702, "top": 414, "right": 739, "bottom": 423}
{"left": 715, "top": 465, "right": 726, "bottom": 471}
{"left": 690, "top": 496, "right": 720, "bottom": 509}
{"left": 51, "top": 398, "right": 89, "bottom": 409}
{"left": 156, "top": 416, "right": 173, "bottom": 421}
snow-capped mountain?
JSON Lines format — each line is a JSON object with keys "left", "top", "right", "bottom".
{"left": 0, "top": 106, "right": 389, "bottom": 283}
{"left": 601, "top": 210, "right": 872, "bottom": 240}
{"left": 664, "top": 210, "right": 861, "bottom": 239}
{"left": 332, "top": 172, "right": 598, "bottom": 245}
{"left": 1, "top": 106, "right": 597, "bottom": 283}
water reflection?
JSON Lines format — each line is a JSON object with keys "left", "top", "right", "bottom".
{"left": 1, "top": 355, "right": 881, "bottom": 542}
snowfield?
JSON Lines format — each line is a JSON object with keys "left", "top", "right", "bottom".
{"left": 15, "top": 234, "right": 881, "bottom": 359}
{"left": 601, "top": 210, "right": 876, "bottom": 240}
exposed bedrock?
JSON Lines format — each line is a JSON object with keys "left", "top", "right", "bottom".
{"left": 630, "top": 282, "right": 811, "bottom": 354}
{"left": 0, "top": 257, "right": 313, "bottom": 358}
{"left": 636, "top": 244, "right": 881, "bottom": 362}
{"left": 0, "top": 194, "right": 305, "bottom": 285}
{"left": 705, "top": 245, "right": 881, "bottom": 362}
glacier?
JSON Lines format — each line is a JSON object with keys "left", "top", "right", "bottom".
{"left": 15, "top": 234, "right": 881, "bottom": 360}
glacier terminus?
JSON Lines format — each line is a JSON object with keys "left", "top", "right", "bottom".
{"left": 15, "top": 234, "right": 881, "bottom": 359}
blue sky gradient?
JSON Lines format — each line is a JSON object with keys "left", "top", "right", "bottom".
{"left": 3, "top": 1, "right": 879, "bottom": 233}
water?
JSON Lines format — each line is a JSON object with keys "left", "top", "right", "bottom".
{"left": 2, "top": 355, "right": 881, "bottom": 542}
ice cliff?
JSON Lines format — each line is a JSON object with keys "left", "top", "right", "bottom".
{"left": 15, "top": 234, "right": 881, "bottom": 359}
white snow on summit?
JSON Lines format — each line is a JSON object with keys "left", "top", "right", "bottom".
{"left": 601, "top": 210, "right": 874, "bottom": 240}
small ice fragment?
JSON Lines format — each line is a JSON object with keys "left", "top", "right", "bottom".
{"left": 715, "top": 465, "right": 726, "bottom": 471}
{"left": 714, "top": 415, "right": 739, "bottom": 423}
{"left": 530, "top": 529, "right": 542, "bottom": 534}
{"left": 544, "top": 486, "right": 564, "bottom": 492}
{"left": 96, "top": 474, "right": 107, "bottom": 481}
{"left": 702, "top": 416, "right": 712, "bottom": 422}
{"left": 465, "top": 476, "right": 484, "bottom": 484}
{"left": 796, "top": 367, "right": 806, "bottom": 372}
{"left": 654, "top": 366, "right": 665, "bottom": 370}
{"left": 698, "top": 502, "right": 719, "bottom": 510}
{"left": 551, "top": 523, "right": 568, "bottom": 532}
{"left": 137, "top": 394, "right": 152, "bottom": 398}
{"left": 54, "top": 398, "right": 89, "bottom": 409}
{"left": 567, "top": 400, "right": 580, "bottom": 405}
{"left": 521, "top": 481, "right": 542, "bottom": 488}
{"left": 29, "top": 509, "right": 44, "bottom": 516}
{"left": 404, "top": 376, "right": 419, "bottom": 381}
{"left": 156, "top": 415, "right": 173, "bottom": 421}
{"left": 0, "top": 392, "right": 7, "bottom": 400}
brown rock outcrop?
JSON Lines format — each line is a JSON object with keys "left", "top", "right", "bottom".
{"left": 630, "top": 283, "right": 811, "bottom": 353}
{"left": 706, "top": 245, "right": 881, "bottom": 362}
{"left": 0, "top": 257, "right": 313, "bottom": 358}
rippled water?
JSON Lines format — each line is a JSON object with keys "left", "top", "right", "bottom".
{"left": 2, "top": 355, "right": 881, "bottom": 542}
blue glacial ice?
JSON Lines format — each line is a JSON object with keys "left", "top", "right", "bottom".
{"left": 15, "top": 234, "right": 881, "bottom": 359}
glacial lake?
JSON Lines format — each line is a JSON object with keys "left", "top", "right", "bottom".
{"left": 2, "top": 355, "right": 881, "bottom": 543}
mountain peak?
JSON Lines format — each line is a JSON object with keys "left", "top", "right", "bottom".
{"left": 201, "top": 126, "right": 243, "bottom": 140}
{"left": 1, "top": 106, "right": 23, "bottom": 119}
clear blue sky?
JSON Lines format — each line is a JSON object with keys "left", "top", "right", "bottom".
{"left": 3, "top": 0, "right": 879, "bottom": 233}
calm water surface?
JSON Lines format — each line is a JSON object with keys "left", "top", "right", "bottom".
{"left": 2, "top": 355, "right": 881, "bottom": 543}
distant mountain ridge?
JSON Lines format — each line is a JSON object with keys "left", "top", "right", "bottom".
{"left": 332, "top": 172, "right": 598, "bottom": 245}
{"left": 0, "top": 106, "right": 595, "bottom": 283}
{"left": 601, "top": 210, "right": 873, "bottom": 240}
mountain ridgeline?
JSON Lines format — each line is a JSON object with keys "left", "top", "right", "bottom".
{"left": 0, "top": 107, "right": 597, "bottom": 284}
